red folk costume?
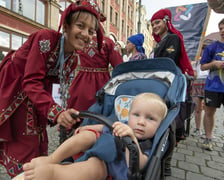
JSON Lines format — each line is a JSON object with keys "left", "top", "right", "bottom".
{"left": 0, "top": 0, "right": 103, "bottom": 177}
{"left": 0, "top": 29, "right": 75, "bottom": 177}
{"left": 67, "top": 36, "right": 123, "bottom": 111}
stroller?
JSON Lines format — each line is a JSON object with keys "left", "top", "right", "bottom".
{"left": 175, "top": 74, "right": 195, "bottom": 143}
{"left": 75, "top": 58, "right": 187, "bottom": 180}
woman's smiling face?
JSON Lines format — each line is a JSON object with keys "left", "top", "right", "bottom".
{"left": 151, "top": 19, "right": 167, "bottom": 37}
{"left": 63, "top": 12, "right": 97, "bottom": 53}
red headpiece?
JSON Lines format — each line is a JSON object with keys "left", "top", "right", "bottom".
{"left": 151, "top": 9, "right": 194, "bottom": 76}
{"left": 58, "top": 0, "right": 104, "bottom": 51}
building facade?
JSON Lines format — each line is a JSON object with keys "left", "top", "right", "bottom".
{"left": 135, "top": 2, "right": 153, "bottom": 56}
{"left": 0, "top": 0, "right": 153, "bottom": 63}
{"left": 0, "top": 0, "right": 61, "bottom": 62}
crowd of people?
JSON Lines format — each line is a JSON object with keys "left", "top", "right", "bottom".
{"left": 0, "top": 0, "right": 223, "bottom": 179}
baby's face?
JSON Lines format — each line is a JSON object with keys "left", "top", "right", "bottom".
{"left": 128, "top": 99, "right": 163, "bottom": 140}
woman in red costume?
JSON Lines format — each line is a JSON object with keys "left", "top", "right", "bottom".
{"left": 150, "top": 8, "right": 194, "bottom": 76}
{"left": 0, "top": 0, "right": 104, "bottom": 177}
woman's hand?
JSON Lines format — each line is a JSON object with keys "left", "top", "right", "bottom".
{"left": 57, "top": 109, "right": 80, "bottom": 129}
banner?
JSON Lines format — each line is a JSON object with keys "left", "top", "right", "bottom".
{"left": 168, "top": 3, "right": 208, "bottom": 61}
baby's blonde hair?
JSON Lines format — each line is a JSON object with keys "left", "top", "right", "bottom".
{"left": 131, "top": 93, "right": 168, "bottom": 120}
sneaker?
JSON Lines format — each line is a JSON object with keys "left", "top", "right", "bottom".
{"left": 202, "top": 138, "right": 213, "bottom": 151}
{"left": 191, "top": 128, "right": 202, "bottom": 137}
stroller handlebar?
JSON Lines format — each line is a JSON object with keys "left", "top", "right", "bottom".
{"left": 71, "top": 111, "right": 114, "bottom": 130}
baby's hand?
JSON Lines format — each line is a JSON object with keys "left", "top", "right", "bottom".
{"left": 112, "top": 121, "right": 135, "bottom": 140}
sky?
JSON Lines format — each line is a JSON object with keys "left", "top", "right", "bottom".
{"left": 141, "top": 0, "right": 224, "bottom": 36}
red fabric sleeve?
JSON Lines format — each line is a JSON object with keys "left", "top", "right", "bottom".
{"left": 22, "top": 29, "right": 63, "bottom": 122}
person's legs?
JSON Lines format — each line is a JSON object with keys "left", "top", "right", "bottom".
{"left": 192, "top": 96, "right": 203, "bottom": 136}
{"left": 52, "top": 130, "right": 98, "bottom": 164}
{"left": 202, "top": 105, "right": 216, "bottom": 151}
{"left": 203, "top": 106, "right": 216, "bottom": 139}
{"left": 23, "top": 157, "right": 107, "bottom": 180}
{"left": 191, "top": 78, "right": 206, "bottom": 136}
{"left": 0, "top": 100, "right": 49, "bottom": 178}
{"left": 201, "top": 90, "right": 219, "bottom": 151}
{"left": 22, "top": 129, "right": 98, "bottom": 169}
{"left": 203, "top": 90, "right": 220, "bottom": 140}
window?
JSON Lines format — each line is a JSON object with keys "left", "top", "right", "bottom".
{"left": 59, "top": 0, "right": 71, "bottom": 11}
{"left": 0, "top": 30, "right": 28, "bottom": 50}
{"left": 122, "top": 20, "right": 124, "bottom": 33}
{"left": 115, "top": 12, "right": 118, "bottom": 27}
{"left": 13, "top": 0, "right": 35, "bottom": 18}
{"left": 110, "top": 6, "right": 113, "bottom": 23}
{"left": 0, "top": 31, "right": 10, "bottom": 48}
{"left": 0, "top": 50, "right": 7, "bottom": 64}
{"left": 101, "top": 0, "right": 105, "bottom": 13}
{"left": 1, "top": 0, "right": 46, "bottom": 25}
{"left": 12, "top": 34, "right": 22, "bottom": 49}
{"left": 131, "top": 10, "right": 133, "bottom": 22}
{"left": 128, "top": 5, "right": 130, "bottom": 18}
{"left": 58, "top": 0, "right": 72, "bottom": 30}
{"left": 127, "top": 26, "right": 129, "bottom": 37}
{"left": 36, "top": 0, "right": 45, "bottom": 24}
{"left": 0, "top": 0, "right": 11, "bottom": 9}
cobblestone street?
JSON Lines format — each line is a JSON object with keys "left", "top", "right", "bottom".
{"left": 1, "top": 108, "right": 224, "bottom": 180}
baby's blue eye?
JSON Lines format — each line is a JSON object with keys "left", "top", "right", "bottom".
{"left": 133, "top": 113, "right": 139, "bottom": 117}
{"left": 146, "top": 116, "right": 153, "bottom": 120}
